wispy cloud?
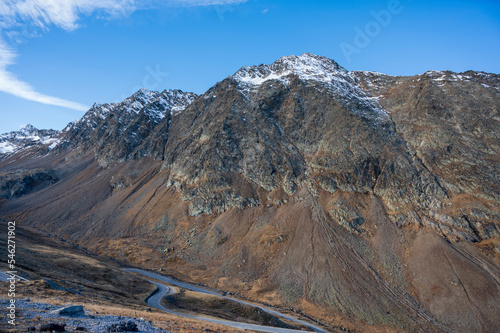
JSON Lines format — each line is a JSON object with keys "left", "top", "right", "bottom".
{"left": 0, "top": 0, "right": 246, "bottom": 111}
{"left": 0, "top": 0, "right": 135, "bottom": 31}
{"left": 0, "top": 39, "right": 89, "bottom": 110}
{"left": 0, "top": 0, "right": 139, "bottom": 111}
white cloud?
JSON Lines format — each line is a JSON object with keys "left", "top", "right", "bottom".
{"left": 0, "top": 39, "right": 89, "bottom": 110}
{"left": 0, "top": 0, "right": 246, "bottom": 112}
{"left": 0, "top": 0, "right": 248, "bottom": 31}
{"left": 0, "top": 0, "right": 136, "bottom": 111}
{"left": 0, "top": 0, "right": 136, "bottom": 31}
{"left": 0, "top": 37, "right": 90, "bottom": 111}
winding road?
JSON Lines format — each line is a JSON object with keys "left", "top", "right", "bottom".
{"left": 124, "top": 268, "right": 327, "bottom": 333}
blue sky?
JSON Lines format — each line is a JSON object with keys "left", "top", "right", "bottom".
{"left": 0, "top": 0, "right": 499, "bottom": 133}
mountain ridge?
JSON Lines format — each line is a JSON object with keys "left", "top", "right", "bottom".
{"left": 0, "top": 124, "right": 60, "bottom": 157}
{"left": 0, "top": 53, "right": 499, "bottom": 333}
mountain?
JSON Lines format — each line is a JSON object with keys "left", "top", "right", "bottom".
{"left": 0, "top": 54, "right": 499, "bottom": 333}
{"left": 60, "top": 88, "right": 198, "bottom": 162}
{"left": 0, "top": 124, "right": 60, "bottom": 158}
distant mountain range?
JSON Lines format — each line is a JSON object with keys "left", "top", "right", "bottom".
{"left": 1, "top": 53, "right": 499, "bottom": 333}
{"left": 0, "top": 124, "right": 60, "bottom": 156}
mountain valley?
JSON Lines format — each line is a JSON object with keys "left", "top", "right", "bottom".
{"left": 1, "top": 53, "right": 499, "bottom": 333}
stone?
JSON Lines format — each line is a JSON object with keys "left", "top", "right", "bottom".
{"left": 38, "top": 323, "right": 66, "bottom": 332}
{"left": 106, "top": 320, "right": 138, "bottom": 332}
{"left": 51, "top": 305, "right": 85, "bottom": 317}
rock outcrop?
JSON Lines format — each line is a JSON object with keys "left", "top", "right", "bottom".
{"left": 0, "top": 169, "right": 57, "bottom": 199}
{"left": 51, "top": 305, "right": 85, "bottom": 317}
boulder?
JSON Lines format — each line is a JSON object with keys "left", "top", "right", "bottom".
{"left": 51, "top": 305, "right": 85, "bottom": 317}
{"left": 38, "top": 323, "right": 65, "bottom": 331}
{"left": 106, "top": 320, "right": 138, "bottom": 332}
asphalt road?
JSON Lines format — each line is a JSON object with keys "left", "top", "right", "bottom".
{"left": 125, "top": 268, "right": 327, "bottom": 333}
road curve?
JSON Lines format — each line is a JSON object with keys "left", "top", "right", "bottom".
{"left": 125, "top": 268, "right": 327, "bottom": 333}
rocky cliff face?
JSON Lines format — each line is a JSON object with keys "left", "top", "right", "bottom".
{"left": 139, "top": 54, "right": 498, "bottom": 244}
{"left": 363, "top": 69, "right": 500, "bottom": 241}
{"left": 0, "top": 54, "right": 499, "bottom": 333}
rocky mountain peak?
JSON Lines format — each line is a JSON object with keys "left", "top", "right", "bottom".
{"left": 59, "top": 88, "right": 198, "bottom": 161}
{"left": 19, "top": 124, "right": 38, "bottom": 134}
{"left": 232, "top": 53, "right": 347, "bottom": 87}
{"left": 231, "top": 53, "right": 389, "bottom": 123}
{"left": 156, "top": 89, "right": 198, "bottom": 117}
{"left": 0, "top": 124, "right": 60, "bottom": 157}
{"left": 123, "top": 88, "right": 163, "bottom": 113}
{"left": 71, "top": 88, "right": 197, "bottom": 131}
{"left": 419, "top": 70, "right": 500, "bottom": 91}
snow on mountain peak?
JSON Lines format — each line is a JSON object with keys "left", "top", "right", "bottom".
{"left": 122, "top": 89, "right": 162, "bottom": 114}
{"left": 232, "top": 53, "right": 347, "bottom": 87}
{"left": 159, "top": 89, "right": 198, "bottom": 116}
{"left": 20, "top": 124, "right": 38, "bottom": 134}
{"left": 0, "top": 125, "right": 60, "bottom": 156}
{"left": 232, "top": 53, "right": 389, "bottom": 121}
{"left": 66, "top": 89, "right": 198, "bottom": 136}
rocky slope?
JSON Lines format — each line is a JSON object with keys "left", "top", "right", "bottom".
{"left": 0, "top": 54, "right": 499, "bottom": 333}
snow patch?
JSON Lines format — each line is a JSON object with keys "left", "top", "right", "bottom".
{"left": 47, "top": 138, "right": 61, "bottom": 150}
{"left": 0, "top": 141, "right": 18, "bottom": 154}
